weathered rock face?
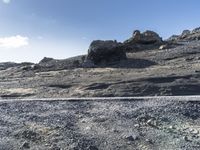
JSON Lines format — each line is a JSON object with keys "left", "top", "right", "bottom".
{"left": 167, "top": 35, "right": 179, "bottom": 41}
{"left": 39, "top": 57, "right": 54, "bottom": 64}
{"left": 0, "top": 62, "right": 33, "bottom": 70}
{"left": 136, "top": 30, "right": 163, "bottom": 44}
{"left": 168, "top": 27, "right": 200, "bottom": 42}
{"left": 33, "top": 56, "right": 86, "bottom": 71}
{"left": 191, "top": 27, "right": 200, "bottom": 34}
{"left": 0, "top": 62, "right": 19, "bottom": 70}
{"left": 183, "top": 28, "right": 200, "bottom": 41}
{"left": 123, "top": 30, "right": 163, "bottom": 52}
{"left": 132, "top": 30, "right": 141, "bottom": 42}
{"left": 126, "top": 30, "right": 163, "bottom": 44}
{"left": 181, "top": 30, "right": 190, "bottom": 37}
{"left": 86, "top": 40, "right": 126, "bottom": 65}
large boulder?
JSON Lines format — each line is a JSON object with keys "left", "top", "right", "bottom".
{"left": 132, "top": 30, "right": 163, "bottom": 44}
{"left": 86, "top": 40, "right": 126, "bottom": 65}
{"left": 123, "top": 30, "right": 163, "bottom": 52}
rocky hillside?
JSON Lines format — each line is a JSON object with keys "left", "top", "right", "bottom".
{"left": 1, "top": 28, "right": 200, "bottom": 98}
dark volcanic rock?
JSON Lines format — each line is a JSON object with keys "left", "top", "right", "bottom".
{"left": 191, "top": 27, "right": 200, "bottom": 34}
{"left": 125, "top": 30, "right": 163, "bottom": 45}
{"left": 20, "top": 141, "right": 30, "bottom": 149}
{"left": 168, "top": 27, "right": 200, "bottom": 42}
{"left": 85, "top": 30, "right": 163, "bottom": 65}
{"left": 0, "top": 62, "right": 19, "bottom": 70}
{"left": 39, "top": 57, "right": 54, "bottom": 64}
{"left": 33, "top": 55, "right": 86, "bottom": 71}
{"left": 0, "top": 62, "right": 33, "bottom": 70}
{"left": 133, "top": 30, "right": 163, "bottom": 44}
{"left": 123, "top": 30, "right": 163, "bottom": 52}
{"left": 167, "top": 35, "right": 179, "bottom": 41}
{"left": 181, "top": 30, "right": 190, "bottom": 38}
{"left": 86, "top": 40, "right": 126, "bottom": 65}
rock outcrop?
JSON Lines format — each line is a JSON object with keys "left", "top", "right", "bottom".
{"left": 85, "top": 30, "right": 164, "bottom": 64}
{"left": 133, "top": 30, "right": 163, "bottom": 44}
{"left": 122, "top": 30, "right": 164, "bottom": 52}
{"left": 0, "top": 62, "right": 33, "bottom": 70}
{"left": 33, "top": 56, "right": 85, "bottom": 71}
{"left": 191, "top": 27, "right": 200, "bottom": 33}
{"left": 168, "top": 27, "right": 200, "bottom": 42}
{"left": 181, "top": 30, "right": 190, "bottom": 38}
{"left": 86, "top": 40, "right": 126, "bottom": 65}
{"left": 125, "top": 30, "right": 163, "bottom": 45}
{"left": 167, "top": 35, "right": 179, "bottom": 41}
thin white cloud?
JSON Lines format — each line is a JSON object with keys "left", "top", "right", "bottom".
{"left": 2, "top": 0, "right": 11, "bottom": 4}
{"left": 0, "top": 35, "right": 29, "bottom": 49}
{"left": 81, "top": 37, "right": 89, "bottom": 40}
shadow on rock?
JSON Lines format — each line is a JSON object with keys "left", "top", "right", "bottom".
{"left": 105, "top": 58, "right": 157, "bottom": 68}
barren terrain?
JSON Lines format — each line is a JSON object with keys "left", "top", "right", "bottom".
{"left": 1, "top": 28, "right": 200, "bottom": 149}
{"left": 0, "top": 97, "right": 200, "bottom": 150}
{"left": 1, "top": 41, "right": 200, "bottom": 98}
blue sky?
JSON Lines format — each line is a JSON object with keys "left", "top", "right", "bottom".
{"left": 0, "top": 0, "right": 200, "bottom": 63}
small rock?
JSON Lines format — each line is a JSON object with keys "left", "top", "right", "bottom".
{"left": 111, "top": 128, "right": 118, "bottom": 133}
{"left": 125, "top": 135, "right": 138, "bottom": 141}
{"left": 192, "top": 130, "right": 199, "bottom": 135}
{"left": 20, "top": 141, "right": 30, "bottom": 149}
{"left": 183, "top": 127, "right": 189, "bottom": 131}
{"left": 183, "top": 136, "right": 189, "bottom": 141}
{"left": 189, "top": 128, "right": 194, "bottom": 132}
{"left": 88, "top": 146, "right": 99, "bottom": 150}
{"left": 195, "top": 70, "right": 200, "bottom": 73}
{"left": 50, "top": 144, "right": 61, "bottom": 150}
{"left": 124, "top": 133, "right": 139, "bottom": 141}
{"left": 81, "top": 119, "right": 86, "bottom": 123}
{"left": 85, "top": 126, "right": 91, "bottom": 130}
{"left": 159, "top": 44, "right": 170, "bottom": 50}
{"left": 147, "top": 119, "right": 153, "bottom": 125}
{"left": 145, "top": 139, "right": 153, "bottom": 144}
{"left": 134, "top": 124, "right": 140, "bottom": 127}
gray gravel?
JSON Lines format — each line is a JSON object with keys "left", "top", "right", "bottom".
{"left": 0, "top": 98, "right": 200, "bottom": 150}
